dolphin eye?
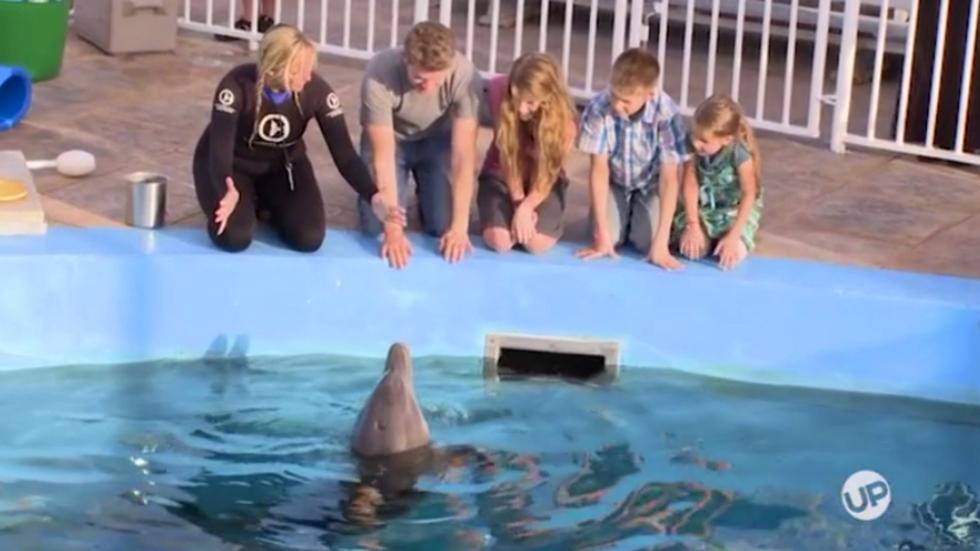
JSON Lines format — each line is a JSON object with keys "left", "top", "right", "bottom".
{"left": 374, "top": 420, "right": 385, "bottom": 431}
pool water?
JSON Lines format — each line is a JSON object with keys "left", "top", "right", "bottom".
{"left": 1, "top": 352, "right": 978, "bottom": 550}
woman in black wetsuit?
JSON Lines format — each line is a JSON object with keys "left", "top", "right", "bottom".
{"left": 193, "top": 24, "right": 404, "bottom": 252}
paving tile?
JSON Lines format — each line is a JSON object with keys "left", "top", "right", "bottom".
{"left": 172, "top": 210, "right": 207, "bottom": 228}
{"left": 757, "top": 137, "right": 892, "bottom": 184}
{"left": 855, "top": 158, "right": 980, "bottom": 215}
{"left": 65, "top": 110, "right": 191, "bottom": 158}
{"left": 41, "top": 196, "right": 129, "bottom": 228}
{"left": 46, "top": 166, "right": 201, "bottom": 226}
{"left": 778, "top": 188, "right": 968, "bottom": 246}
{"left": 0, "top": 123, "right": 129, "bottom": 194}
{"left": 753, "top": 230, "right": 872, "bottom": 266}
{"left": 892, "top": 214, "right": 980, "bottom": 279}
{"left": 756, "top": 226, "right": 913, "bottom": 268}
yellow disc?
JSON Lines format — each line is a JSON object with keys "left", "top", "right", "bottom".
{"left": 0, "top": 178, "right": 27, "bottom": 202}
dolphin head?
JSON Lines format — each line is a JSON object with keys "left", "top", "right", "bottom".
{"left": 383, "top": 342, "right": 413, "bottom": 379}
{"left": 350, "top": 342, "right": 431, "bottom": 457}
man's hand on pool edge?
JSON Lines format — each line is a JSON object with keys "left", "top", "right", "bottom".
{"left": 381, "top": 224, "right": 413, "bottom": 270}
{"left": 439, "top": 226, "right": 473, "bottom": 263}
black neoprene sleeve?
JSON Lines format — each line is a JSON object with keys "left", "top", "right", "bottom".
{"left": 208, "top": 78, "right": 243, "bottom": 196}
{"left": 313, "top": 88, "right": 378, "bottom": 202}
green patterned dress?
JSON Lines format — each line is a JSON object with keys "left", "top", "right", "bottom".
{"left": 673, "top": 141, "right": 763, "bottom": 250}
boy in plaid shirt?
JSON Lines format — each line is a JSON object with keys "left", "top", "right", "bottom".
{"left": 576, "top": 48, "right": 691, "bottom": 270}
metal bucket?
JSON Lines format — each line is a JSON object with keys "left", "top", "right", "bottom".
{"left": 125, "top": 171, "right": 167, "bottom": 228}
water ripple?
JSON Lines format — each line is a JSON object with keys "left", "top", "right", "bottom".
{"left": 0, "top": 357, "right": 976, "bottom": 550}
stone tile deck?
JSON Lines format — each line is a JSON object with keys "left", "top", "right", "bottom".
{"left": 1, "top": 26, "right": 978, "bottom": 279}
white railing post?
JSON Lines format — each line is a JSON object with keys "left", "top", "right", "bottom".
{"left": 808, "top": 0, "right": 832, "bottom": 135}
{"left": 489, "top": 0, "right": 501, "bottom": 72}
{"left": 656, "top": 0, "right": 668, "bottom": 75}
{"left": 414, "top": 0, "right": 430, "bottom": 23}
{"left": 628, "top": 0, "right": 646, "bottom": 48}
{"left": 247, "top": 0, "right": 260, "bottom": 51}
{"left": 955, "top": 0, "right": 979, "bottom": 153}
{"left": 612, "top": 0, "right": 629, "bottom": 62}
{"left": 538, "top": 0, "right": 550, "bottom": 52}
{"left": 831, "top": 0, "right": 862, "bottom": 153}
{"left": 439, "top": 0, "right": 453, "bottom": 25}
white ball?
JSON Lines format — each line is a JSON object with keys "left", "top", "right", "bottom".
{"left": 56, "top": 150, "right": 96, "bottom": 177}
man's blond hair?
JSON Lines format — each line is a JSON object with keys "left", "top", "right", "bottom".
{"left": 610, "top": 48, "right": 660, "bottom": 95}
{"left": 404, "top": 21, "right": 456, "bottom": 71}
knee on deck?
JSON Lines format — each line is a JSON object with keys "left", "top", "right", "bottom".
{"left": 628, "top": 229, "right": 653, "bottom": 256}
{"left": 211, "top": 226, "right": 254, "bottom": 253}
{"left": 421, "top": 207, "right": 453, "bottom": 238}
{"left": 283, "top": 225, "right": 326, "bottom": 253}
{"left": 522, "top": 236, "right": 557, "bottom": 255}
{"left": 482, "top": 227, "right": 514, "bottom": 253}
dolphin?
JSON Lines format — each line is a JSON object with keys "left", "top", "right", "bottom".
{"left": 350, "top": 342, "right": 431, "bottom": 458}
{"left": 342, "top": 342, "right": 446, "bottom": 527}
{"left": 345, "top": 343, "right": 543, "bottom": 531}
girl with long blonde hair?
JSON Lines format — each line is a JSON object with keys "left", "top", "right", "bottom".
{"left": 192, "top": 24, "right": 403, "bottom": 253}
{"left": 674, "top": 94, "right": 764, "bottom": 270}
{"left": 477, "top": 52, "right": 578, "bottom": 254}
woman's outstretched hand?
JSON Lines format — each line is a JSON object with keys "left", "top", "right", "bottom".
{"left": 215, "top": 176, "right": 240, "bottom": 235}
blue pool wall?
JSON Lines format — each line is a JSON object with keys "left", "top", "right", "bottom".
{"left": 0, "top": 227, "right": 977, "bottom": 406}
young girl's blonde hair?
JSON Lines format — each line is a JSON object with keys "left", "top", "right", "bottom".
{"left": 249, "top": 24, "right": 315, "bottom": 146}
{"left": 495, "top": 53, "right": 578, "bottom": 194}
{"left": 692, "top": 94, "right": 761, "bottom": 182}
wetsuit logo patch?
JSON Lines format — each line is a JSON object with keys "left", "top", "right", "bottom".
{"left": 258, "top": 114, "right": 291, "bottom": 143}
{"left": 218, "top": 89, "right": 235, "bottom": 106}
{"left": 325, "top": 92, "right": 343, "bottom": 118}
{"left": 215, "top": 88, "right": 236, "bottom": 114}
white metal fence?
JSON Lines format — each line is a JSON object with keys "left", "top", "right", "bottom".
{"left": 645, "top": 0, "right": 834, "bottom": 139}
{"left": 832, "top": 0, "right": 980, "bottom": 164}
{"left": 178, "top": 0, "right": 980, "bottom": 165}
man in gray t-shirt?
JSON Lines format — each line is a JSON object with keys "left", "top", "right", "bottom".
{"left": 357, "top": 21, "right": 484, "bottom": 268}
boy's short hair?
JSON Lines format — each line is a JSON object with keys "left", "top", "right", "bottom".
{"left": 610, "top": 48, "right": 661, "bottom": 95}
{"left": 404, "top": 21, "right": 457, "bottom": 71}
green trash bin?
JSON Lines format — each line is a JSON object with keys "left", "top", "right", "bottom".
{"left": 0, "top": 0, "right": 70, "bottom": 82}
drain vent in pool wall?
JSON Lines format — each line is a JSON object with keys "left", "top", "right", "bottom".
{"left": 483, "top": 333, "right": 620, "bottom": 382}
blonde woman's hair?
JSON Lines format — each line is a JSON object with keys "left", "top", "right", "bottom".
{"left": 249, "top": 24, "right": 316, "bottom": 146}
{"left": 404, "top": 21, "right": 456, "bottom": 71}
{"left": 692, "top": 94, "right": 761, "bottom": 182}
{"left": 495, "top": 53, "right": 578, "bottom": 195}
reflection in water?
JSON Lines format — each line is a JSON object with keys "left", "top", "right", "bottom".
{"left": 1, "top": 355, "right": 977, "bottom": 550}
{"left": 911, "top": 481, "right": 980, "bottom": 549}
{"left": 159, "top": 432, "right": 808, "bottom": 551}
{"left": 474, "top": 443, "right": 807, "bottom": 550}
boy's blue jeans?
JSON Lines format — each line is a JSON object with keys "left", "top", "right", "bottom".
{"left": 589, "top": 182, "right": 661, "bottom": 255}
{"left": 357, "top": 130, "right": 454, "bottom": 237}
